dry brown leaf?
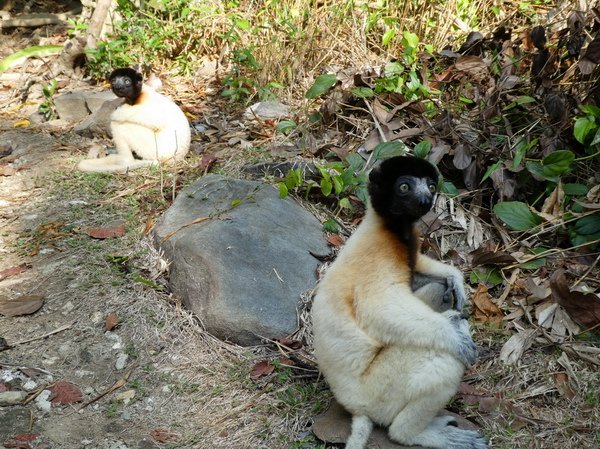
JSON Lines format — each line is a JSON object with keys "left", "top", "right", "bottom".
{"left": 553, "top": 372, "right": 576, "bottom": 400}
{"left": 326, "top": 235, "right": 344, "bottom": 247}
{"left": 472, "top": 285, "right": 503, "bottom": 325}
{"left": 471, "top": 248, "right": 517, "bottom": 267}
{"left": 3, "top": 433, "right": 37, "bottom": 449}
{"left": 457, "top": 383, "right": 501, "bottom": 413}
{"left": 0, "top": 295, "right": 44, "bottom": 317}
{"left": 550, "top": 269, "right": 600, "bottom": 330}
{"left": 454, "top": 55, "right": 488, "bottom": 75}
{"left": 198, "top": 153, "right": 217, "bottom": 172}
{"left": 0, "top": 264, "right": 30, "bottom": 281}
{"left": 150, "top": 429, "right": 179, "bottom": 443}
{"left": 105, "top": 312, "right": 119, "bottom": 331}
{"left": 250, "top": 360, "right": 274, "bottom": 380}
{"left": 83, "top": 224, "right": 126, "bottom": 239}
{"left": 274, "top": 337, "right": 303, "bottom": 350}
{"left": 49, "top": 381, "right": 83, "bottom": 405}
{"left": 499, "top": 329, "right": 537, "bottom": 365}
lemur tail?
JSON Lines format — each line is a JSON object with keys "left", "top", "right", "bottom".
{"left": 345, "top": 415, "right": 373, "bottom": 449}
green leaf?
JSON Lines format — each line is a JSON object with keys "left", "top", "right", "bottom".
{"left": 590, "top": 127, "right": 600, "bottom": 146}
{"left": 305, "top": 74, "right": 337, "bottom": 99}
{"left": 481, "top": 161, "right": 502, "bottom": 183}
{"left": 235, "top": 19, "right": 251, "bottom": 30}
{"left": 579, "top": 104, "right": 600, "bottom": 116}
{"left": 332, "top": 175, "right": 344, "bottom": 195}
{"left": 323, "top": 218, "right": 340, "bottom": 233}
{"left": 351, "top": 87, "right": 374, "bottom": 98}
{"left": 493, "top": 201, "right": 542, "bottom": 231}
{"left": 542, "top": 150, "right": 574, "bottom": 176}
{"left": 277, "top": 182, "right": 289, "bottom": 198}
{"left": 574, "top": 116, "right": 597, "bottom": 143}
{"left": 563, "top": 183, "right": 589, "bottom": 196}
{"left": 320, "top": 178, "right": 332, "bottom": 196}
{"left": 469, "top": 268, "right": 503, "bottom": 286}
{"left": 440, "top": 181, "right": 459, "bottom": 197}
{"left": 519, "top": 258, "right": 546, "bottom": 269}
{"left": 338, "top": 197, "right": 352, "bottom": 209}
{"left": 515, "top": 95, "right": 535, "bottom": 105}
{"left": 0, "top": 45, "right": 63, "bottom": 73}
{"left": 402, "top": 31, "right": 419, "bottom": 48}
{"left": 346, "top": 153, "right": 366, "bottom": 171}
{"left": 276, "top": 120, "right": 297, "bottom": 135}
{"left": 231, "top": 199, "right": 242, "bottom": 207}
{"left": 413, "top": 140, "right": 432, "bottom": 158}
{"left": 373, "top": 141, "right": 407, "bottom": 160}
{"left": 382, "top": 29, "right": 396, "bottom": 46}
{"left": 574, "top": 214, "right": 600, "bottom": 235}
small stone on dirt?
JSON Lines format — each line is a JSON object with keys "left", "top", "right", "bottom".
{"left": 34, "top": 390, "right": 52, "bottom": 413}
{"left": 115, "top": 353, "right": 128, "bottom": 370}
{"left": 0, "top": 390, "right": 27, "bottom": 405}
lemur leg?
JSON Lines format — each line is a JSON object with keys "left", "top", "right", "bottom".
{"left": 389, "top": 396, "right": 488, "bottom": 449}
{"left": 345, "top": 415, "right": 373, "bottom": 449}
{"left": 412, "top": 273, "right": 454, "bottom": 312}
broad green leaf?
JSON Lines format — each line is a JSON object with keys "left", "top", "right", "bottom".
{"left": 440, "top": 181, "right": 459, "bottom": 197}
{"left": 320, "top": 178, "right": 332, "bottom": 196}
{"left": 346, "top": 153, "right": 366, "bottom": 171}
{"left": 526, "top": 161, "right": 549, "bottom": 180}
{"left": 276, "top": 120, "right": 297, "bottom": 135}
{"left": 574, "top": 214, "right": 600, "bottom": 235}
{"left": 493, "top": 201, "right": 542, "bottom": 231}
{"left": 0, "top": 45, "right": 63, "bottom": 73}
{"left": 574, "top": 116, "right": 597, "bottom": 143}
{"left": 579, "top": 104, "right": 600, "bottom": 116}
{"left": 402, "top": 31, "right": 419, "bottom": 48}
{"left": 351, "top": 87, "right": 374, "bottom": 98}
{"left": 519, "top": 258, "right": 546, "bottom": 269}
{"left": 382, "top": 29, "right": 396, "bottom": 46}
{"left": 235, "top": 19, "right": 251, "bottom": 30}
{"left": 305, "top": 74, "right": 337, "bottom": 99}
{"left": 332, "top": 176, "right": 344, "bottom": 195}
{"left": 481, "top": 161, "right": 502, "bottom": 183}
{"left": 338, "top": 197, "right": 352, "bottom": 209}
{"left": 515, "top": 95, "right": 535, "bottom": 105}
{"left": 590, "top": 127, "right": 600, "bottom": 146}
{"left": 542, "top": 150, "right": 574, "bottom": 176}
{"left": 470, "top": 268, "right": 503, "bottom": 286}
{"left": 277, "top": 183, "right": 289, "bottom": 198}
{"left": 413, "top": 140, "right": 432, "bottom": 158}
{"left": 563, "top": 183, "right": 589, "bottom": 196}
{"left": 323, "top": 218, "right": 340, "bottom": 233}
{"left": 373, "top": 141, "right": 407, "bottom": 160}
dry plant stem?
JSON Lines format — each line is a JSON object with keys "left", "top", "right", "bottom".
{"left": 572, "top": 253, "right": 600, "bottom": 288}
{"left": 503, "top": 239, "right": 600, "bottom": 270}
{"left": 11, "top": 322, "right": 73, "bottom": 347}
{"left": 79, "top": 364, "right": 138, "bottom": 410}
{"left": 361, "top": 99, "right": 388, "bottom": 171}
{"left": 160, "top": 216, "right": 210, "bottom": 243}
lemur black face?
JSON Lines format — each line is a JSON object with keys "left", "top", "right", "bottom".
{"left": 369, "top": 156, "right": 439, "bottom": 224}
{"left": 108, "top": 68, "right": 143, "bottom": 104}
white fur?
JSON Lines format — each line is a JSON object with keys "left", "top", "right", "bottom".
{"left": 78, "top": 85, "right": 191, "bottom": 173}
{"left": 312, "top": 209, "right": 486, "bottom": 449}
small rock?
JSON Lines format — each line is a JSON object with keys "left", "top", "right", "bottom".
{"left": 58, "top": 343, "right": 72, "bottom": 357}
{"left": 115, "top": 353, "right": 128, "bottom": 371}
{"left": 0, "top": 391, "right": 27, "bottom": 405}
{"left": 62, "top": 301, "right": 75, "bottom": 313}
{"left": 161, "top": 385, "right": 171, "bottom": 393}
{"left": 243, "top": 101, "right": 290, "bottom": 120}
{"left": 81, "top": 439, "right": 93, "bottom": 446}
{"left": 22, "top": 380, "right": 37, "bottom": 391}
{"left": 34, "top": 390, "right": 52, "bottom": 413}
{"left": 108, "top": 441, "right": 129, "bottom": 449}
{"left": 84, "top": 387, "right": 94, "bottom": 395}
{"left": 91, "top": 311, "right": 104, "bottom": 325}
{"left": 120, "top": 411, "right": 131, "bottom": 421}
{"left": 54, "top": 92, "right": 89, "bottom": 122}
{"left": 42, "top": 356, "right": 59, "bottom": 366}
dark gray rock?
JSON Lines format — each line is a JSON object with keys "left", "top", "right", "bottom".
{"left": 153, "top": 175, "right": 329, "bottom": 345}
{"left": 74, "top": 98, "right": 122, "bottom": 138}
{"left": 54, "top": 91, "right": 89, "bottom": 122}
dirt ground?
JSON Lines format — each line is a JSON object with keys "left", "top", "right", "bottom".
{"left": 0, "top": 119, "right": 320, "bottom": 449}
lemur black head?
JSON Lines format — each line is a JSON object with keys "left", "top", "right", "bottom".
{"left": 368, "top": 156, "right": 439, "bottom": 226}
{"left": 108, "top": 68, "right": 143, "bottom": 105}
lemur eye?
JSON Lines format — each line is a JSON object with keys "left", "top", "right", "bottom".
{"left": 399, "top": 183, "right": 410, "bottom": 193}
{"left": 428, "top": 183, "right": 437, "bottom": 193}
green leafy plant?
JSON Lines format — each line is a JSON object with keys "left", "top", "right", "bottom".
{"left": 38, "top": 79, "right": 58, "bottom": 120}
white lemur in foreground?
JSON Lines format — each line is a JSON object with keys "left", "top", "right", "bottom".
{"left": 312, "top": 156, "right": 488, "bottom": 449}
{"left": 78, "top": 68, "right": 191, "bottom": 173}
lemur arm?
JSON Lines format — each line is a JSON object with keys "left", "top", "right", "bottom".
{"left": 414, "top": 253, "right": 467, "bottom": 311}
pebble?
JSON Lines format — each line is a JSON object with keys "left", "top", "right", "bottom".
{"left": 62, "top": 301, "right": 75, "bottom": 314}
{"left": 22, "top": 379, "right": 38, "bottom": 391}
{"left": 91, "top": 311, "right": 104, "bottom": 325}
{"left": 115, "top": 353, "right": 128, "bottom": 370}
{"left": 35, "top": 389, "right": 52, "bottom": 413}
{"left": 0, "top": 390, "right": 27, "bottom": 405}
